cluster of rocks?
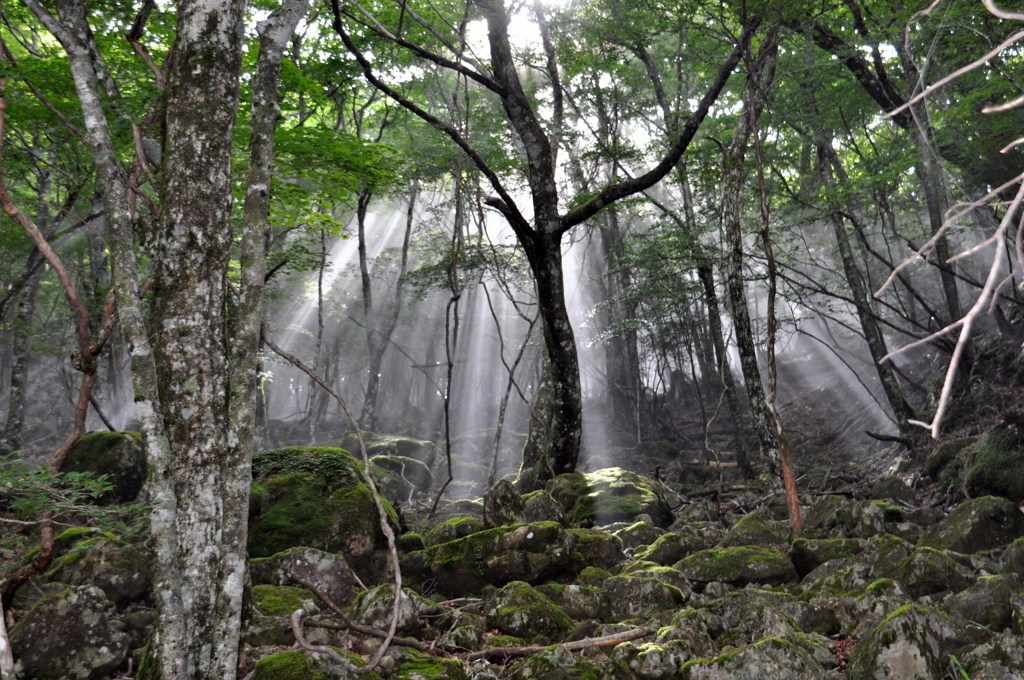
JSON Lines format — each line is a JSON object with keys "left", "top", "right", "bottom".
{"left": 4, "top": 434, "right": 1024, "bottom": 679}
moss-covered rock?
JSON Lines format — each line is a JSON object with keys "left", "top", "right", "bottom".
{"left": 251, "top": 649, "right": 338, "bottom": 680}
{"left": 963, "top": 423, "right": 1024, "bottom": 502}
{"left": 846, "top": 604, "right": 962, "bottom": 680}
{"left": 945, "top": 573, "right": 1021, "bottom": 632}
{"left": 483, "top": 479, "right": 525, "bottom": 528}
{"left": 917, "top": 495, "right": 1024, "bottom": 554}
{"left": 391, "top": 648, "right": 466, "bottom": 679}
{"left": 681, "top": 635, "right": 828, "bottom": 679}
{"left": 850, "top": 500, "right": 921, "bottom": 541}
{"left": 60, "top": 431, "right": 146, "bottom": 503}
{"left": 720, "top": 513, "right": 789, "bottom": 548}
{"left": 602, "top": 574, "right": 688, "bottom": 622}
{"left": 567, "top": 527, "right": 626, "bottom": 570}
{"left": 370, "top": 454, "right": 433, "bottom": 500}
{"left": 1002, "top": 536, "right": 1024, "bottom": 578}
{"left": 888, "top": 547, "right": 973, "bottom": 598}
{"left": 958, "top": 631, "right": 1024, "bottom": 678}
{"left": 507, "top": 643, "right": 621, "bottom": 679}
{"left": 538, "top": 582, "right": 606, "bottom": 621}
{"left": 352, "top": 584, "right": 434, "bottom": 635}
{"left": 635, "top": 529, "right": 707, "bottom": 565}
{"left": 10, "top": 585, "right": 129, "bottom": 680}
{"left": 43, "top": 527, "right": 150, "bottom": 609}
{"left": 522, "top": 489, "right": 569, "bottom": 526}
{"left": 483, "top": 581, "right": 573, "bottom": 642}
{"left": 548, "top": 467, "right": 674, "bottom": 528}
{"left": 248, "top": 447, "right": 398, "bottom": 582}
{"left": 613, "top": 521, "right": 665, "bottom": 551}
{"left": 412, "top": 521, "right": 572, "bottom": 596}
{"left": 868, "top": 475, "right": 917, "bottom": 505}
{"left": 421, "top": 516, "right": 485, "bottom": 548}
{"left": 249, "top": 546, "right": 361, "bottom": 612}
{"left": 251, "top": 584, "right": 313, "bottom": 617}
{"left": 677, "top": 546, "right": 797, "bottom": 587}
{"left": 802, "top": 494, "right": 856, "bottom": 538}
{"left": 789, "top": 537, "right": 863, "bottom": 578}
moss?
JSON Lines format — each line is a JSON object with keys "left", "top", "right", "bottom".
{"left": 865, "top": 578, "right": 896, "bottom": 594}
{"left": 252, "top": 446, "right": 362, "bottom": 486}
{"left": 251, "top": 650, "right": 332, "bottom": 680}
{"left": 677, "top": 546, "right": 796, "bottom": 586}
{"left": 485, "top": 634, "right": 526, "bottom": 646}
{"left": 576, "top": 565, "right": 613, "bottom": 584}
{"left": 422, "top": 516, "right": 485, "bottom": 548}
{"left": 394, "top": 650, "right": 465, "bottom": 679}
{"left": 251, "top": 585, "right": 311, "bottom": 617}
{"left": 964, "top": 433, "right": 1024, "bottom": 502}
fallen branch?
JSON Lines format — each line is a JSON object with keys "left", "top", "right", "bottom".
{"left": 461, "top": 626, "right": 654, "bottom": 663}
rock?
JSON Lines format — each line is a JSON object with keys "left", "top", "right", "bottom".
{"left": 10, "top": 585, "right": 129, "bottom": 680}
{"left": 352, "top": 584, "right": 432, "bottom": 635}
{"left": 945, "top": 573, "right": 1021, "bottom": 632}
{"left": 963, "top": 423, "right": 1024, "bottom": 502}
{"left": 483, "top": 581, "right": 572, "bottom": 642}
{"left": 958, "top": 631, "right": 1024, "bottom": 679}
{"left": 676, "top": 546, "right": 797, "bottom": 587}
{"left": 636, "top": 528, "right": 711, "bottom": 565}
{"left": 846, "top": 604, "right": 962, "bottom": 680}
{"left": 251, "top": 649, "right": 364, "bottom": 679}
{"left": 412, "top": 521, "right": 572, "bottom": 596}
{"left": 602, "top": 574, "right": 688, "bottom": 622}
{"left": 683, "top": 636, "right": 829, "bottom": 679}
{"left": 917, "top": 495, "right": 1024, "bottom": 554}
{"left": 369, "top": 454, "right": 433, "bottom": 500}
{"left": 850, "top": 500, "right": 921, "bottom": 541}
{"left": 538, "top": 583, "right": 606, "bottom": 621}
{"left": 924, "top": 437, "right": 975, "bottom": 485}
{"left": 60, "top": 431, "right": 146, "bottom": 503}
{"left": 522, "top": 489, "right": 569, "bottom": 526}
{"left": 567, "top": 527, "right": 625, "bottom": 570}
{"left": 613, "top": 640, "right": 693, "bottom": 679}
{"left": 244, "top": 584, "right": 317, "bottom": 647}
{"left": 248, "top": 446, "right": 399, "bottom": 582}
{"left": 869, "top": 476, "right": 917, "bottom": 505}
{"left": 508, "top": 643, "right": 619, "bottom": 678}
{"left": 789, "top": 537, "right": 864, "bottom": 578}
{"left": 249, "top": 547, "right": 361, "bottom": 612}
{"left": 421, "top": 516, "right": 485, "bottom": 547}
{"left": 1002, "top": 537, "right": 1024, "bottom": 577}
{"left": 802, "top": 494, "right": 856, "bottom": 538}
{"left": 390, "top": 648, "right": 466, "bottom": 679}
{"left": 483, "top": 479, "right": 525, "bottom": 528}
{"left": 547, "top": 467, "right": 674, "bottom": 528}
{"left": 42, "top": 527, "right": 151, "bottom": 609}
{"left": 613, "top": 521, "right": 666, "bottom": 550}
{"left": 720, "top": 513, "right": 790, "bottom": 548}
{"left": 887, "top": 547, "right": 974, "bottom": 598}
{"left": 655, "top": 608, "right": 716, "bottom": 656}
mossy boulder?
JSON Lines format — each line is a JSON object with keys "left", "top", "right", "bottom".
{"left": 677, "top": 546, "right": 797, "bottom": 587}
{"left": 369, "top": 454, "right": 433, "bottom": 500}
{"left": 868, "top": 475, "right": 917, "bottom": 505}
{"left": 352, "top": 584, "right": 434, "bottom": 635}
{"left": 251, "top": 584, "right": 314, "bottom": 617}
{"left": 635, "top": 529, "right": 708, "bottom": 565}
{"left": 963, "top": 423, "right": 1024, "bottom": 502}
{"left": 567, "top": 527, "right": 626, "bottom": 570}
{"left": 602, "top": 574, "right": 688, "bottom": 622}
{"left": 411, "top": 521, "right": 572, "bottom": 596}
{"left": 720, "top": 513, "right": 789, "bottom": 548}
{"left": 421, "top": 516, "right": 485, "bottom": 548}
{"left": 945, "top": 573, "right": 1021, "bottom": 632}
{"left": 522, "top": 489, "right": 569, "bottom": 526}
{"left": 548, "top": 467, "right": 674, "bottom": 528}
{"left": 538, "top": 582, "right": 606, "bottom": 621}
{"left": 249, "top": 547, "right": 361, "bottom": 612}
{"left": 482, "top": 479, "right": 525, "bottom": 528}
{"left": 10, "top": 585, "right": 129, "bottom": 680}
{"left": 483, "top": 580, "right": 573, "bottom": 642}
{"left": 681, "top": 636, "right": 828, "bottom": 679}
{"left": 802, "top": 494, "right": 856, "bottom": 538}
{"left": 850, "top": 500, "right": 921, "bottom": 541}
{"left": 924, "top": 437, "right": 975, "bottom": 484}
{"left": 60, "top": 431, "right": 146, "bottom": 503}
{"left": 958, "top": 631, "right": 1024, "bottom": 678}
{"left": 507, "top": 643, "right": 621, "bottom": 679}
{"left": 917, "top": 495, "right": 1024, "bottom": 554}
{"left": 251, "top": 649, "right": 360, "bottom": 680}
{"left": 43, "top": 527, "right": 151, "bottom": 609}
{"left": 613, "top": 521, "right": 666, "bottom": 550}
{"left": 789, "top": 537, "right": 863, "bottom": 578}
{"left": 248, "top": 447, "right": 398, "bottom": 581}
{"left": 391, "top": 648, "right": 466, "bottom": 679}
{"left": 1002, "top": 536, "right": 1024, "bottom": 578}
{"left": 887, "top": 547, "right": 973, "bottom": 598}
{"left": 846, "top": 604, "right": 962, "bottom": 680}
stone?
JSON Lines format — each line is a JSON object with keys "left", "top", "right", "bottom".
{"left": 945, "top": 573, "right": 1021, "bottom": 632}
{"left": 963, "top": 423, "right": 1024, "bottom": 502}
{"left": 789, "top": 537, "right": 864, "bottom": 578}
{"left": 918, "top": 495, "right": 1024, "bottom": 554}
{"left": 522, "top": 489, "right": 569, "bottom": 526}
{"left": 483, "top": 581, "right": 572, "bottom": 642}
{"left": 720, "top": 513, "right": 790, "bottom": 548}
{"left": 249, "top": 546, "right": 361, "bottom": 612}
{"left": 683, "top": 636, "right": 829, "bottom": 679}
{"left": 548, "top": 467, "right": 674, "bottom": 528}
{"left": 483, "top": 479, "right": 526, "bottom": 528}
{"left": 10, "top": 585, "right": 129, "bottom": 680}
{"left": 676, "top": 546, "right": 797, "bottom": 587}
{"left": 567, "top": 527, "right": 626, "bottom": 570}
{"left": 43, "top": 527, "right": 151, "bottom": 609}
{"left": 887, "top": 547, "right": 974, "bottom": 598}
{"left": 635, "top": 529, "right": 708, "bottom": 564}
{"left": 958, "top": 631, "right": 1024, "bottom": 679}
{"left": 60, "top": 431, "right": 146, "bottom": 503}
{"left": 613, "top": 521, "right": 666, "bottom": 551}
{"left": 602, "top": 574, "right": 688, "bottom": 622}
{"left": 846, "top": 604, "right": 963, "bottom": 680}
{"left": 351, "top": 584, "right": 433, "bottom": 635}
{"left": 868, "top": 476, "right": 917, "bottom": 505}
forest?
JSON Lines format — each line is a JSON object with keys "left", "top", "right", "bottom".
{"left": 1, "top": 0, "right": 1024, "bottom": 678}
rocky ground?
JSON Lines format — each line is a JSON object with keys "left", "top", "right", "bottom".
{"left": 4, "top": 425, "right": 1024, "bottom": 679}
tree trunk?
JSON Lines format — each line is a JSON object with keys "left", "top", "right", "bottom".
{"left": 1, "top": 259, "right": 39, "bottom": 453}
{"left": 721, "top": 28, "right": 782, "bottom": 484}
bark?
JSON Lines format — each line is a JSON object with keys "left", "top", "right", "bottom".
{"left": 809, "top": 123, "right": 916, "bottom": 431}
{"left": 1, "top": 258, "right": 39, "bottom": 452}
{"left": 720, "top": 28, "right": 782, "bottom": 484}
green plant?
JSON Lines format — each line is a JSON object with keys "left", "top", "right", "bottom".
{"left": 948, "top": 654, "right": 971, "bottom": 680}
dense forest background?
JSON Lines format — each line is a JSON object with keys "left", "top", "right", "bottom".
{"left": 2, "top": 0, "right": 1024, "bottom": 677}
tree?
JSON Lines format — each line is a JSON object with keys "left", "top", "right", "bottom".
{"left": 331, "top": 0, "right": 755, "bottom": 489}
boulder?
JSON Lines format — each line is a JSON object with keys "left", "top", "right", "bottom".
{"left": 613, "top": 521, "right": 666, "bottom": 551}
{"left": 42, "top": 528, "right": 151, "bottom": 609}
{"left": 677, "top": 546, "right": 797, "bottom": 588}
{"left": 945, "top": 573, "right": 1021, "bottom": 632}
{"left": 547, "top": 467, "right": 674, "bottom": 528}
{"left": 720, "top": 513, "right": 790, "bottom": 548}
{"left": 847, "top": 604, "right": 963, "bottom": 680}
{"left": 869, "top": 475, "right": 917, "bottom": 505}
{"left": 522, "top": 489, "right": 568, "bottom": 526}
{"left": 10, "top": 585, "right": 129, "bottom": 680}
{"left": 483, "top": 581, "right": 572, "bottom": 642}
{"left": 409, "top": 521, "right": 572, "bottom": 596}
{"left": 351, "top": 584, "right": 433, "bottom": 635}
{"left": 789, "top": 537, "right": 863, "bottom": 578}
{"left": 917, "top": 495, "right": 1024, "bottom": 554}
{"left": 963, "top": 422, "right": 1024, "bottom": 502}
{"left": 682, "top": 636, "right": 829, "bottom": 679}
{"left": 602, "top": 574, "right": 688, "bottom": 622}
{"left": 389, "top": 649, "right": 466, "bottom": 679}
{"left": 248, "top": 446, "right": 398, "bottom": 582}
{"left": 958, "top": 631, "right": 1024, "bottom": 679}
{"left": 887, "top": 547, "right": 974, "bottom": 598}
{"left": 60, "top": 431, "right": 146, "bottom": 503}
{"left": 567, "top": 527, "right": 626, "bottom": 570}
{"left": 421, "top": 516, "right": 485, "bottom": 547}
{"left": 369, "top": 454, "right": 433, "bottom": 500}
{"left": 250, "top": 649, "right": 365, "bottom": 680}
{"left": 482, "top": 479, "right": 525, "bottom": 528}
{"left": 249, "top": 547, "right": 361, "bottom": 612}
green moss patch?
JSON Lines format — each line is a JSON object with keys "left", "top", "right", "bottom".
{"left": 251, "top": 585, "right": 312, "bottom": 617}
